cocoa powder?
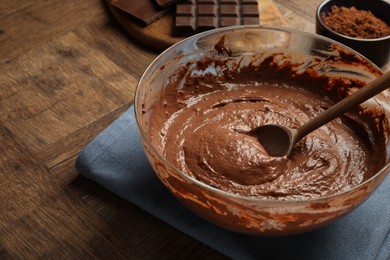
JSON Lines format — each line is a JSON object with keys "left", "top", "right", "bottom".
{"left": 321, "top": 5, "right": 390, "bottom": 39}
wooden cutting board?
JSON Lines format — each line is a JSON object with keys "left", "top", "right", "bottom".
{"left": 107, "top": 0, "right": 286, "bottom": 50}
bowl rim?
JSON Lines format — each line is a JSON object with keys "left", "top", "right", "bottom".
{"left": 316, "top": 0, "right": 390, "bottom": 42}
{"left": 134, "top": 25, "right": 390, "bottom": 204}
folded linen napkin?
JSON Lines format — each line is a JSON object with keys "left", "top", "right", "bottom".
{"left": 76, "top": 106, "right": 390, "bottom": 260}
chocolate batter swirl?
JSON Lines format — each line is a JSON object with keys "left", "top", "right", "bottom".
{"left": 149, "top": 55, "right": 385, "bottom": 201}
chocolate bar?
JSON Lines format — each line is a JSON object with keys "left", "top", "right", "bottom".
{"left": 175, "top": 0, "right": 260, "bottom": 36}
{"left": 111, "top": 0, "right": 170, "bottom": 25}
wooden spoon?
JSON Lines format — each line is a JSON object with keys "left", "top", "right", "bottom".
{"left": 249, "top": 71, "right": 390, "bottom": 157}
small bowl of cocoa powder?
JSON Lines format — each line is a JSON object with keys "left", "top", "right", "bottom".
{"left": 316, "top": 0, "right": 390, "bottom": 67}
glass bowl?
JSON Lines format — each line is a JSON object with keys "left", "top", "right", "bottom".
{"left": 134, "top": 26, "right": 390, "bottom": 236}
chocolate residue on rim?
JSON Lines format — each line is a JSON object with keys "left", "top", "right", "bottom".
{"left": 214, "top": 35, "right": 232, "bottom": 56}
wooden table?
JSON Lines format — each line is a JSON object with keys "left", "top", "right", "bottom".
{"left": 0, "top": 0, "right": 388, "bottom": 258}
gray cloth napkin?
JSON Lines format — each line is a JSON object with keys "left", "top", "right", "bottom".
{"left": 76, "top": 106, "right": 390, "bottom": 260}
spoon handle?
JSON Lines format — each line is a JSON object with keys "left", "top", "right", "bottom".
{"left": 296, "top": 71, "right": 390, "bottom": 142}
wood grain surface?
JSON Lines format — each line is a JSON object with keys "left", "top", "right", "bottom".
{"left": 0, "top": 0, "right": 389, "bottom": 258}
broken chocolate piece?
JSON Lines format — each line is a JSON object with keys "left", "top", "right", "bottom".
{"left": 175, "top": 0, "right": 260, "bottom": 36}
{"left": 155, "top": 0, "right": 183, "bottom": 8}
{"left": 111, "top": 0, "right": 171, "bottom": 25}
